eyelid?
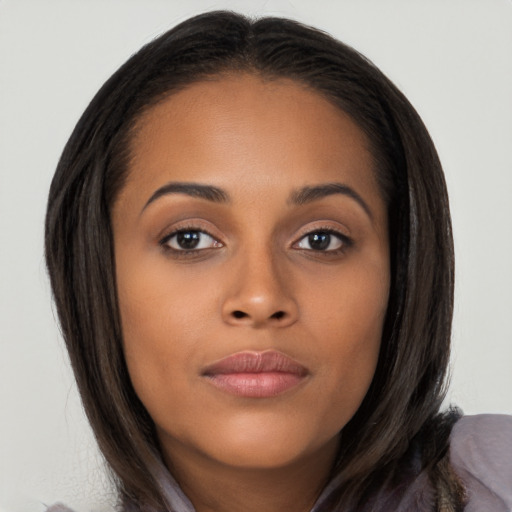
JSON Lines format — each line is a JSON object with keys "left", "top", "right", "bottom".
{"left": 291, "top": 222, "right": 351, "bottom": 242}
{"left": 290, "top": 223, "right": 354, "bottom": 253}
{"left": 161, "top": 230, "right": 222, "bottom": 251}
{"left": 158, "top": 220, "right": 224, "bottom": 253}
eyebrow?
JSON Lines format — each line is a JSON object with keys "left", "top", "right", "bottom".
{"left": 289, "top": 183, "right": 373, "bottom": 220}
{"left": 141, "top": 182, "right": 229, "bottom": 214}
{"left": 141, "top": 180, "right": 372, "bottom": 220}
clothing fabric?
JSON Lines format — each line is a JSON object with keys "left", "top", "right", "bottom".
{"left": 48, "top": 414, "right": 512, "bottom": 511}
{"left": 448, "top": 414, "right": 512, "bottom": 511}
{"left": 310, "top": 414, "right": 512, "bottom": 512}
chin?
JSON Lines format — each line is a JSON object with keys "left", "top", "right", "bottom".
{"left": 186, "top": 413, "right": 341, "bottom": 471}
{"left": 214, "top": 441, "right": 310, "bottom": 470}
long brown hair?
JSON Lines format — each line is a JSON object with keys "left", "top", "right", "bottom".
{"left": 45, "top": 11, "right": 464, "bottom": 511}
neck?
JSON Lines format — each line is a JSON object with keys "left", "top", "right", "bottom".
{"left": 163, "top": 438, "right": 339, "bottom": 512}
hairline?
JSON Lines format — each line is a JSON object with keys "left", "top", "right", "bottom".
{"left": 111, "top": 69, "right": 391, "bottom": 212}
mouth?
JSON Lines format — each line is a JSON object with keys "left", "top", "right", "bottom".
{"left": 201, "top": 350, "right": 309, "bottom": 398}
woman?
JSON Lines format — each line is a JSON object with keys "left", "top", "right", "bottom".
{"left": 45, "top": 11, "right": 511, "bottom": 512}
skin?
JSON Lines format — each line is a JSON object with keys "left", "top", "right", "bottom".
{"left": 112, "top": 74, "right": 390, "bottom": 512}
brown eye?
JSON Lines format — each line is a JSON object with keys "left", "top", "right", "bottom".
{"left": 295, "top": 231, "right": 346, "bottom": 252}
{"left": 162, "top": 230, "right": 222, "bottom": 251}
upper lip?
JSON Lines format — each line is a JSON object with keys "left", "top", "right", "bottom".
{"left": 202, "top": 350, "right": 308, "bottom": 376}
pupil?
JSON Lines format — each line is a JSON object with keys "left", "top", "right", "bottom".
{"left": 177, "top": 231, "right": 200, "bottom": 249}
{"left": 309, "top": 232, "right": 330, "bottom": 250}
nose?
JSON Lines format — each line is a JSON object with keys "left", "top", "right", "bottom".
{"left": 221, "top": 249, "right": 299, "bottom": 328}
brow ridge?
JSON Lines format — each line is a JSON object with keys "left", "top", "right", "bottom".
{"left": 289, "top": 182, "right": 373, "bottom": 219}
{"left": 142, "top": 182, "right": 229, "bottom": 214}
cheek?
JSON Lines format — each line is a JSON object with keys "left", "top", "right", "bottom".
{"left": 300, "top": 256, "right": 389, "bottom": 407}
{"left": 116, "top": 251, "right": 214, "bottom": 400}
{"left": 118, "top": 246, "right": 220, "bottom": 335}
{"left": 303, "top": 253, "right": 389, "bottom": 345}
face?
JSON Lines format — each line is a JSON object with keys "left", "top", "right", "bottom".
{"left": 112, "top": 74, "right": 390, "bottom": 473}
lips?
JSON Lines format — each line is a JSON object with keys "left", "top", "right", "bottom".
{"left": 202, "top": 350, "right": 308, "bottom": 398}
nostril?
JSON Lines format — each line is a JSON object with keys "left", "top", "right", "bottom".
{"left": 229, "top": 310, "right": 287, "bottom": 321}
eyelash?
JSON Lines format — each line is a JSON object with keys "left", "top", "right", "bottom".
{"left": 159, "top": 225, "right": 222, "bottom": 257}
{"left": 159, "top": 226, "right": 353, "bottom": 258}
{"left": 292, "top": 228, "right": 353, "bottom": 256}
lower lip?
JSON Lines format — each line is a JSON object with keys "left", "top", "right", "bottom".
{"left": 205, "top": 372, "right": 305, "bottom": 398}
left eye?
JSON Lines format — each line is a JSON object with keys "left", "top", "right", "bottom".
{"left": 295, "top": 231, "right": 345, "bottom": 251}
{"left": 162, "top": 230, "right": 222, "bottom": 251}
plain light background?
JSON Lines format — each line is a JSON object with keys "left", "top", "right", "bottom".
{"left": 1, "top": 0, "right": 511, "bottom": 510}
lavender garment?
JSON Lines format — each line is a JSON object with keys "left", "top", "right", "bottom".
{"left": 449, "top": 414, "right": 512, "bottom": 511}
{"left": 47, "top": 414, "right": 512, "bottom": 512}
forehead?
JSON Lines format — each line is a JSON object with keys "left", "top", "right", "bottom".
{"left": 122, "top": 73, "right": 380, "bottom": 207}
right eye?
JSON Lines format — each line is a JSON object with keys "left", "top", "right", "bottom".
{"left": 161, "top": 229, "right": 223, "bottom": 252}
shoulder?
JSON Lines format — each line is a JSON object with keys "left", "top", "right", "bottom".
{"left": 450, "top": 414, "right": 512, "bottom": 511}
{"left": 450, "top": 414, "right": 512, "bottom": 472}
